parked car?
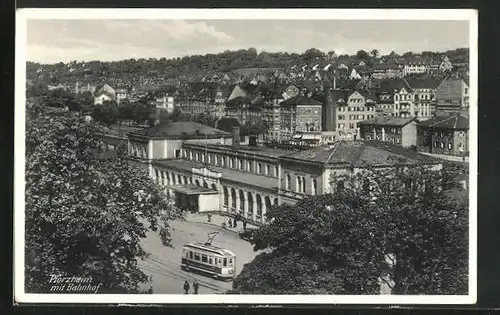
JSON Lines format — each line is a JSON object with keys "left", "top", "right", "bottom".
{"left": 239, "top": 228, "right": 258, "bottom": 241}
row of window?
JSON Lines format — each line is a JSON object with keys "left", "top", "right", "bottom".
{"left": 185, "top": 149, "right": 279, "bottom": 178}
{"left": 184, "top": 250, "right": 232, "bottom": 267}
{"left": 285, "top": 173, "right": 318, "bottom": 195}
{"left": 130, "top": 143, "right": 148, "bottom": 158}
{"left": 338, "top": 106, "right": 375, "bottom": 112}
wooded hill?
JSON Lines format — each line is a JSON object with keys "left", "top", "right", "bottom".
{"left": 27, "top": 47, "right": 469, "bottom": 86}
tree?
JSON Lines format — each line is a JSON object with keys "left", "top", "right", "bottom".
{"left": 356, "top": 50, "right": 369, "bottom": 61}
{"left": 370, "top": 49, "right": 379, "bottom": 59}
{"left": 91, "top": 101, "right": 118, "bottom": 126}
{"left": 232, "top": 195, "right": 384, "bottom": 294}
{"left": 232, "top": 164, "right": 468, "bottom": 295}
{"left": 25, "top": 106, "right": 183, "bottom": 293}
{"left": 303, "top": 48, "right": 325, "bottom": 64}
{"left": 333, "top": 164, "right": 468, "bottom": 295}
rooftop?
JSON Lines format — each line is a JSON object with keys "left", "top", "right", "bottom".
{"left": 183, "top": 142, "right": 293, "bottom": 159}
{"left": 282, "top": 140, "right": 441, "bottom": 167}
{"left": 129, "top": 121, "right": 231, "bottom": 139}
{"left": 280, "top": 95, "right": 322, "bottom": 106}
{"left": 418, "top": 115, "right": 469, "bottom": 129}
{"left": 358, "top": 116, "right": 417, "bottom": 127}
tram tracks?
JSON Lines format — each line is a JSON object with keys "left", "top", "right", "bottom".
{"left": 139, "top": 253, "right": 230, "bottom": 293}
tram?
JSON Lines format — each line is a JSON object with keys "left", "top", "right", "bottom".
{"left": 181, "top": 232, "right": 237, "bottom": 281}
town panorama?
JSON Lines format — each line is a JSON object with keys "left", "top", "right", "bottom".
{"left": 24, "top": 38, "right": 471, "bottom": 297}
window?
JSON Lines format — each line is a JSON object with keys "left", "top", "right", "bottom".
{"left": 194, "top": 253, "right": 200, "bottom": 261}
{"left": 189, "top": 251, "right": 193, "bottom": 259}
{"left": 239, "top": 159, "right": 243, "bottom": 170}
{"left": 266, "top": 164, "right": 270, "bottom": 175}
{"left": 208, "top": 256, "right": 213, "bottom": 265}
{"left": 223, "top": 258, "right": 227, "bottom": 267}
{"left": 338, "top": 115, "right": 345, "bottom": 120}
{"left": 286, "top": 174, "right": 291, "bottom": 190}
{"left": 296, "top": 176, "right": 301, "bottom": 193}
{"left": 258, "top": 163, "right": 262, "bottom": 174}
{"left": 440, "top": 142, "right": 445, "bottom": 149}
{"left": 201, "top": 254, "right": 208, "bottom": 263}
{"left": 275, "top": 166, "right": 279, "bottom": 177}
{"left": 175, "top": 149, "right": 181, "bottom": 159}
{"left": 448, "top": 143, "right": 453, "bottom": 150}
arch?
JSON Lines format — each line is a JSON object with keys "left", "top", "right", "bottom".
{"left": 265, "top": 196, "right": 272, "bottom": 210}
{"left": 286, "top": 174, "right": 291, "bottom": 190}
{"left": 223, "top": 186, "right": 229, "bottom": 207}
{"left": 183, "top": 176, "right": 188, "bottom": 184}
{"left": 203, "top": 181, "right": 209, "bottom": 189}
{"left": 247, "top": 192, "right": 254, "bottom": 215}
{"left": 256, "top": 194, "right": 262, "bottom": 217}
{"left": 166, "top": 172, "right": 170, "bottom": 185}
{"left": 177, "top": 174, "right": 182, "bottom": 184}
{"left": 239, "top": 190, "right": 245, "bottom": 212}
{"left": 312, "top": 178, "right": 318, "bottom": 195}
{"left": 172, "top": 174, "right": 177, "bottom": 185}
{"left": 273, "top": 198, "right": 278, "bottom": 206}
{"left": 211, "top": 183, "right": 217, "bottom": 191}
{"left": 231, "top": 188, "right": 237, "bottom": 210}
{"left": 160, "top": 171, "right": 165, "bottom": 185}
{"left": 302, "top": 176, "right": 306, "bottom": 193}
{"left": 154, "top": 169, "right": 159, "bottom": 183}
{"left": 195, "top": 179, "right": 200, "bottom": 187}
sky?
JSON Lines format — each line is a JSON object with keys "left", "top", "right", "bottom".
{"left": 26, "top": 19, "right": 470, "bottom": 64}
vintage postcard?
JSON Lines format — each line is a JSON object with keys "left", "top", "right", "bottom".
{"left": 15, "top": 8, "right": 477, "bottom": 305}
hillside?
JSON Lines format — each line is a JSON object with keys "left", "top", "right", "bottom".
{"left": 27, "top": 47, "right": 469, "bottom": 86}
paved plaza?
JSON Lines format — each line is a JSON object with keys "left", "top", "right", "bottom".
{"left": 138, "top": 215, "right": 261, "bottom": 294}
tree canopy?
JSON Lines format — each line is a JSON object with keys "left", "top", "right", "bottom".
{"left": 25, "top": 105, "right": 184, "bottom": 293}
{"left": 232, "top": 164, "right": 468, "bottom": 295}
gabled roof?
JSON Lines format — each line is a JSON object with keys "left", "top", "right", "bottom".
{"left": 358, "top": 116, "right": 417, "bottom": 127}
{"left": 279, "top": 95, "right": 322, "bottom": 106}
{"left": 129, "top": 121, "right": 230, "bottom": 139}
{"left": 281, "top": 140, "right": 440, "bottom": 166}
{"left": 373, "top": 60, "right": 401, "bottom": 71}
{"left": 378, "top": 78, "right": 411, "bottom": 93}
{"left": 418, "top": 115, "right": 469, "bottom": 130}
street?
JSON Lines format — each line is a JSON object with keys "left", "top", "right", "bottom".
{"left": 138, "top": 219, "right": 261, "bottom": 294}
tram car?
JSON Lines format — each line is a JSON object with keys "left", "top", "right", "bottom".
{"left": 181, "top": 242, "right": 237, "bottom": 281}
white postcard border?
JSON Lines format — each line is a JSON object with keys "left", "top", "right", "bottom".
{"left": 14, "top": 8, "right": 478, "bottom": 305}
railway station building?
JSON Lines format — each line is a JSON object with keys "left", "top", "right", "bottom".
{"left": 127, "top": 121, "right": 441, "bottom": 225}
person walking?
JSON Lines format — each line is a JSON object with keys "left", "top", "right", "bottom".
{"left": 243, "top": 219, "right": 247, "bottom": 231}
{"left": 193, "top": 280, "right": 199, "bottom": 295}
{"left": 228, "top": 218, "right": 232, "bottom": 229}
{"left": 207, "top": 213, "right": 212, "bottom": 223}
{"left": 183, "top": 280, "right": 190, "bottom": 294}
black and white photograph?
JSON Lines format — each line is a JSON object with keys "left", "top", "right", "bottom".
{"left": 14, "top": 9, "right": 477, "bottom": 304}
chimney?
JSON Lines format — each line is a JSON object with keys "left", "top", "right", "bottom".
{"left": 232, "top": 126, "right": 240, "bottom": 150}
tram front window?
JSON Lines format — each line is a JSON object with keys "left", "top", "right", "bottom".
{"left": 223, "top": 258, "right": 227, "bottom": 267}
{"left": 189, "top": 252, "right": 193, "bottom": 259}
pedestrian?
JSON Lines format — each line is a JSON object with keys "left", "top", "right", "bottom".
{"left": 228, "top": 218, "right": 232, "bottom": 229}
{"left": 243, "top": 219, "right": 247, "bottom": 231}
{"left": 207, "top": 213, "right": 212, "bottom": 223}
{"left": 183, "top": 280, "right": 190, "bottom": 294}
{"left": 193, "top": 280, "right": 199, "bottom": 295}
{"left": 233, "top": 219, "right": 237, "bottom": 228}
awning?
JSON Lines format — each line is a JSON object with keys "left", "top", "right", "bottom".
{"left": 169, "top": 184, "right": 218, "bottom": 195}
